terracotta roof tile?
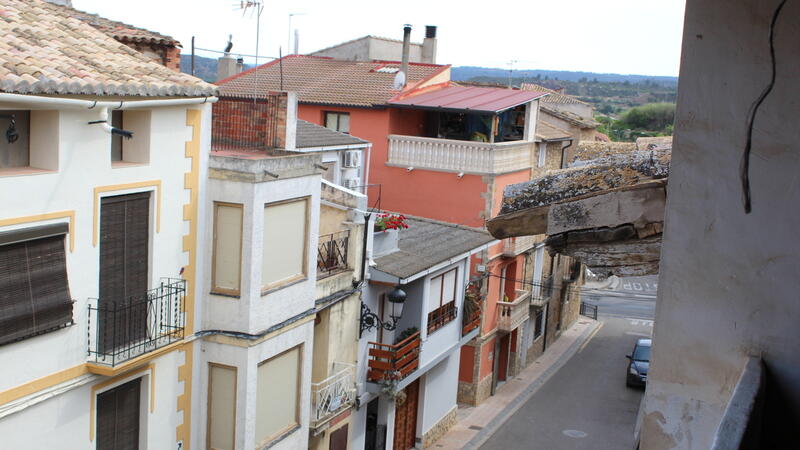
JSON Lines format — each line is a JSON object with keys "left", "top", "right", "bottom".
{"left": 520, "top": 82, "right": 590, "bottom": 106}
{"left": 60, "top": 3, "right": 179, "bottom": 47}
{"left": 536, "top": 121, "right": 572, "bottom": 141}
{"left": 0, "top": 0, "right": 215, "bottom": 97}
{"left": 217, "top": 55, "right": 448, "bottom": 107}
{"left": 541, "top": 105, "right": 600, "bottom": 129}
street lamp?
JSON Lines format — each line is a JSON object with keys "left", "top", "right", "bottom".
{"left": 360, "top": 285, "right": 407, "bottom": 336}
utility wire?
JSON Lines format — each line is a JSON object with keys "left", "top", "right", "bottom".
{"left": 741, "top": 0, "right": 789, "bottom": 213}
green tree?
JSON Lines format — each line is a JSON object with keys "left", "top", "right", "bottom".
{"left": 619, "top": 103, "right": 675, "bottom": 131}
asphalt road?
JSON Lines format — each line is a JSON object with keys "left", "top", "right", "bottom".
{"left": 479, "top": 277, "right": 657, "bottom": 450}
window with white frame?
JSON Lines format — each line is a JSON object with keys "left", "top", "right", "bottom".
{"left": 324, "top": 112, "right": 350, "bottom": 134}
{"left": 537, "top": 142, "right": 547, "bottom": 167}
{"left": 427, "top": 267, "right": 458, "bottom": 333}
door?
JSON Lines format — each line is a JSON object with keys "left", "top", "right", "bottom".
{"left": 97, "top": 378, "right": 141, "bottom": 450}
{"left": 365, "top": 397, "right": 380, "bottom": 450}
{"left": 330, "top": 424, "right": 348, "bottom": 450}
{"left": 99, "top": 192, "right": 150, "bottom": 352}
{"left": 498, "top": 334, "right": 510, "bottom": 384}
{"left": 393, "top": 379, "right": 419, "bottom": 450}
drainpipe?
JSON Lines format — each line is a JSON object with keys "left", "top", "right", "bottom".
{"left": 400, "top": 25, "right": 412, "bottom": 88}
{"left": 88, "top": 107, "right": 133, "bottom": 138}
{"left": 559, "top": 139, "right": 574, "bottom": 169}
{"left": 360, "top": 212, "right": 372, "bottom": 283}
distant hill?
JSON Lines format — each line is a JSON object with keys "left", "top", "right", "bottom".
{"left": 451, "top": 66, "right": 678, "bottom": 86}
{"left": 180, "top": 56, "right": 677, "bottom": 113}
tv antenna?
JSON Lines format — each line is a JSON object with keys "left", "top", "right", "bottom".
{"left": 234, "top": 1, "right": 265, "bottom": 99}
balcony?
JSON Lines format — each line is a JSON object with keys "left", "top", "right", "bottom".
{"left": 387, "top": 135, "right": 534, "bottom": 175}
{"left": 427, "top": 301, "right": 457, "bottom": 334}
{"left": 367, "top": 331, "right": 421, "bottom": 383}
{"left": 462, "top": 307, "right": 481, "bottom": 336}
{"left": 311, "top": 363, "right": 356, "bottom": 428}
{"left": 497, "top": 290, "right": 530, "bottom": 333}
{"left": 317, "top": 230, "right": 350, "bottom": 278}
{"left": 87, "top": 279, "right": 185, "bottom": 367}
{"left": 502, "top": 235, "right": 537, "bottom": 257}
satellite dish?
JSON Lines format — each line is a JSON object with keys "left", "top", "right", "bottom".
{"left": 393, "top": 71, "right": 406, "bottom": 90}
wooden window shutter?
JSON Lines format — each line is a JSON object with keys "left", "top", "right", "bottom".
{"left": 0, "top": 225, "right": 72, "bottom": 346}
{"left": 97, "top": 378, "right": 141, "bottom": 450}
{"left": 330, "top": 424, "right": 348, "bottom": 450}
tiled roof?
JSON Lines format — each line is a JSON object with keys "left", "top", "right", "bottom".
{"left": 62, "top": 5, "right": 179, "bottom": 47}
{"left": 536, "top": 121, "right": 572, "bottom": 141}
{"left": 296, "top": 120, "right": 369, "bottom": 149}
{"left": 217, "top": 55, "right": 449, "bottom": 107}
{"left": 520, "top": 83, "right": 590, "bottom": 106}
{"left": 541, "top": 106, "right": 600, "bottom": 129}
{"left": 373, "top": 216, "right": 495, "bottom": 279}
{"left": 389, "top": 84, "right": 547, "bottom": 114}
{"left": 0, "top": 0, "right": 215, "bottom": 97}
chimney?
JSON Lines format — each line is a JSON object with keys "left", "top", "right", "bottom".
{"left": 216, "top": 55, "right": 241, "bottom": 81}
{"left": 422, "top": 25, "right": 437, "bottom": 64}
{"left": 400, "top": 25, "right": 412, "bottom": 87}
{"left": 293, "top": 29, "right": 300, "bottom": 55}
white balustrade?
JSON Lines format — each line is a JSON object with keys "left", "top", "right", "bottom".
{"left": 310, "top": 362, "right": 356, "bottom": 428}
{"left": 387, "top": 135, "right": 534, "bottom": 175}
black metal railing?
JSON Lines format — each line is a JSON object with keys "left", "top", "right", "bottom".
{"left": 88, "top": 278, "right": 185, "bottom": 366}
{"left": 580, "top": 302, "right": 598, "bottom": 320}
{"left": 317, "top": 230, "right": 350, "bottom": 277}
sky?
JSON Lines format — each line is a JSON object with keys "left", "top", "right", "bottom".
{"left": 72, "top": 0, "right": 686, "bottom": 77}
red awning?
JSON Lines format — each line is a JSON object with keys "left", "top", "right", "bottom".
{"left": 389, "top": 85, "right": 548, "bottom": 114}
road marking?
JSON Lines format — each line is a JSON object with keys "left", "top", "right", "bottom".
{"left": 563, "top": 430, "right": 588, "bottom": 438}
{"left": 628, "top": 319, "right": 654, "bottom": 327}
{"left": 578, "top": 322, "right": 603, "bottom": 353}
{"left": 625, "top": 331, "right": 652, "bottom": 337}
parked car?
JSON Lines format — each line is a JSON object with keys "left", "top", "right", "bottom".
{"left": 626, "top": 338, "right": 651, "bottom": 387}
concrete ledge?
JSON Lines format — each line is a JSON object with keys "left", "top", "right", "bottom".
{"left": 710, "top": 357, "right": 765, "bottom": 450}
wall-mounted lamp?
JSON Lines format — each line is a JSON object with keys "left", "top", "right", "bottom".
{"left": 360, "top": 285, "right": 407, "bottom": 336}
{"left": 0, "top": 114, "right": 19, "bottom": 144}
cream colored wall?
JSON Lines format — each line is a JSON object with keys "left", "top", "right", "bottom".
{"left": 319, "top": 204, "right": 348, "bottom": 236}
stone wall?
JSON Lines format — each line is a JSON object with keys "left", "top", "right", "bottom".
{"left": 421, "top": 406, "right": 457, "bottom": 448}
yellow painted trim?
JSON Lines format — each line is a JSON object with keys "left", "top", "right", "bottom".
{"left": 86, "top": 340, "right": 184, "bottom": 377}
{"left": 202, "top": 314, "right": 316, "bottom": 348}
{"left": 0, "top": 363, "right": 88, "bottom": 406}
{"left": 176, "top": 109, "right": 201, "bottom": 450}
{"left": 0, "top": 210, "right": 76, "bottom": 252}
{"left": 89, "top": 363, "right": 156, "bottom": 442}
{"left": 92, "top": 180, "right": 162, "bottom": 247}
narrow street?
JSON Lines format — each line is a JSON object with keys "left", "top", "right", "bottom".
{"left": 479, "top": 276, "right": 657, "bottom": 450}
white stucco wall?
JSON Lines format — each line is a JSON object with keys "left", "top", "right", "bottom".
{"left": 418, "top": 352, "right": 459, "bottom": 435}
{"left": 641, "top": 0, "right": 800, "bottom": 448}
{"left": 0, "top": 103, "right": 210, "bottom": 449}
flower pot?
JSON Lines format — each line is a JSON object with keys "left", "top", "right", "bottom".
{"left": 373, "top": 228, "right": 399, "bottom": 257}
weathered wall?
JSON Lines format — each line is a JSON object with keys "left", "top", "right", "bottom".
{"left": 641, "top": 0, "right": 800, "bottom": 448}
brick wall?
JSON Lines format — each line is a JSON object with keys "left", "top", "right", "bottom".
{"left": 212, "top": 94, "right": 288, "bottom": 150}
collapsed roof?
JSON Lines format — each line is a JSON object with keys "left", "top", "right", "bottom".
{"left": 487, "top": 137, "right": 672, "bottom": 277}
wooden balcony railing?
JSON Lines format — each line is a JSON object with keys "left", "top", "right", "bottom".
{"left": 387, "top": 135, "right": 534, "bottom": 175}
{"left": 427, "top": 301, "right": 457, "bottom": 334}
{"left": 497, "top": 290, "right": 530, "bottom": 333}
{"left": 462, "top": 308, "right": 481, "bottom": 336}
{"left": 367, "top": 331, "right": 421, "bottom": 383}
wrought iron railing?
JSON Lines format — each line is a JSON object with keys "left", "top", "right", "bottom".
{"left": 87, "top": 278, "right": 185, "bottom": 367}
{"left": 317, "top": 230, "right": 350, "bottom": 277}
{"left": 579, "top": 302, "right": 598, "bottom": 320}
{"left": 427, "top": 301, "right": 457, "bottom": 334}
{"left": 311, "top": 363, "right": 356, "bottom": 428}
{"left": 367, "top": 331, "right": 421, "bottom": 382}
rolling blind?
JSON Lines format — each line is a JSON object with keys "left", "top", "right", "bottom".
{"left": 0, "top": 230, "right": 72, "bottom": 346}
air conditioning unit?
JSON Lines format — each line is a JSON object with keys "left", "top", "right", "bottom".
{"left": 343, "top": 178, "right": 360, "bottom": 190}
{"left": 342, "top": 150, "right": 360, "bottom": 168}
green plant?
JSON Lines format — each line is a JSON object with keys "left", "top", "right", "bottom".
{"left": 375, "top": 213, "right": 409, "bottom": 232}
{"left": 394, "top": 327, "right": 419, "bottom": 345}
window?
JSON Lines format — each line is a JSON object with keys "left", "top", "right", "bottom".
{"left": 256, "top": 346, "right": 301, "bottom": 445}
{"left": 96, "top": 378, "right": 141, "bottom": 450}
{"left": 208, "top": 364, "right": 237, "bottom": 450}
{"left": 110, "top": 110, "right": 150, "bottom": 165}
{"left": 212, "top": 202, "right": 243, "bottom": 296}
{"left": 537, "top": 142, "right": 547, "bottom": 168}
{"left": 427, "top": 267, "right": 458, "bottom": 333}
{"left": 0, "top": 110, "right": 59, "bottom": 173}
{"left": 324, "top": 112, "right": 350, "bottom": 134}
{"left": 0, "top": 224, "right": 72, "bottom": 345}
{"left": 262, "top": 198, "right": 308, "bottom": 290}
{"left": 534, "top": 307, "right": 545, "bottom": 340}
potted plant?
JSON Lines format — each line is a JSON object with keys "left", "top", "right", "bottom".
{"left": 374, "top": 213, "right": 409, "bottom": 232}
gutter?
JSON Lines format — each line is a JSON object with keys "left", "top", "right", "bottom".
{"left": 0, "top": 93, "right": 218, "bottom": 110}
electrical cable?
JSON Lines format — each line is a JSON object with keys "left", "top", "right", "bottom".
{"left": 741, "top": 0, "right": 789, "bottom": 214}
